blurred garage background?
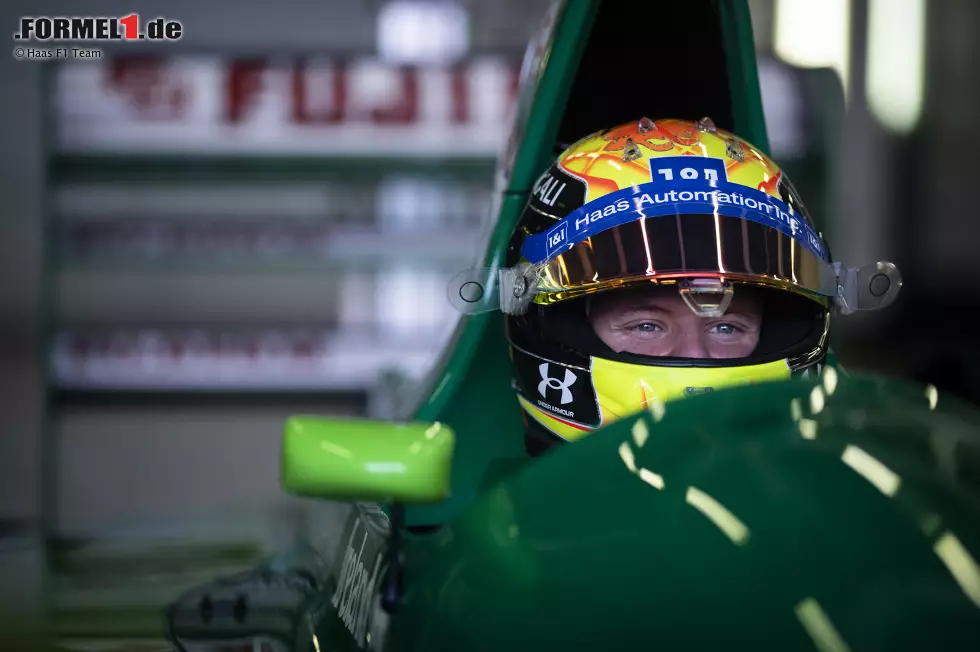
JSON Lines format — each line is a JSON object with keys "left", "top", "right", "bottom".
{"left": 0, "top": 0, "right": 976, "bottom": 646}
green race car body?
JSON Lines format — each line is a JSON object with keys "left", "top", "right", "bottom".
{"left": 167, "top": 374, "right": 980, "bottom": 651}
{"left": 166, "top": 2, "right": 980, "bottom": 650}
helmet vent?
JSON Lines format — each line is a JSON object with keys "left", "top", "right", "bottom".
{"left": 696, "top": 116, "right": 718, "bottom": 133}
{"left": 623, "top": 137, "right": 642, "bottom": 162}
{"left": 726, "top": 137, "right": 746, "bottom": 162}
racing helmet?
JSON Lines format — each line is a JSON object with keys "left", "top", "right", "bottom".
{"left": 450, "top": 118, "right": 902, "bottom": 453}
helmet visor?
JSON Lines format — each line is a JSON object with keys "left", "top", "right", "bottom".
{"left": 514, "top": 166, "right": 835, "bottom": 305}
{"left": 529, "top": 210, "right": 836, "bottom": 305}
{"left": 449, "top": 168, "right": 901, "bottom": 317}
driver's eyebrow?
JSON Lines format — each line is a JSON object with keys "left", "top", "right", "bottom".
{"left": 713, "top": 309, "right": 757, "bottom": 321}
{"left": 613, "top": 303, "right": 673, "bottom": 316}
{"left": 616, "top": 304, "right": 759, "bottom": 321}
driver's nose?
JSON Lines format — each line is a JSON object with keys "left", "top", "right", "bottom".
{"left": 671, "top": 334, "right": 709, "bottom": 359}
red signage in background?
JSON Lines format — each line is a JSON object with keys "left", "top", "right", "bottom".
{"left": 54, "top": 55, "right": 521, "bottom": 156}
{"left": 226, "top": 58, "right": 265, "bottom": 123}
{"left": 106, "top": 55, "right": 188, "bottom": 119}
{"left": 289, "top": 59, "right": 416, "bottom": 126}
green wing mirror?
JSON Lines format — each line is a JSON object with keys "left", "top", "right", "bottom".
{"left": 281, "top": 417, "right": 455, "bottom": 504}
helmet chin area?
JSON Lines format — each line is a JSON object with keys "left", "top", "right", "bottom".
{"left": 517, "top": 355, "right": 794, "bottom": 444}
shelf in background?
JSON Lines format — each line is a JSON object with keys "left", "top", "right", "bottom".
{"left": 55, "top": 223, "right": 486, "bottom": 270}
{"left": 52, "top": 180, "right": 493, "bottom": 223}
{"left": 50, "top": 155, "right": 499, "bottom": 183}
{"left": 52, "top": 266, "right": 461, "bottom": 328}
{"left": 51, "top": 388, "right": 371, "bottom": 411}
{"left": 53, "top": 269, "right": 348, "bottom": 326}
{"left": 50, "top": 328, "right": 452, "bottom": 392}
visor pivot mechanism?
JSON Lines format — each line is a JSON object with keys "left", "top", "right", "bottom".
{"left": 512, "top": 275, "right": 528, "bottom": 298}
{"left": 499, "top": 262, "right": 538, "bottom": 315}
{"left": 833, "top": 261, "right": 903, "bottom": 315}
{"left": 445, "top": 262, "right": 542, "bottom": 316}
{"left": 678, "top": 278, "right": 734, "bottom": 318}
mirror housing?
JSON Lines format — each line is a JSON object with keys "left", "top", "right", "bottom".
{"left": 281, "top": 417, "right": 455, "bottom": 504}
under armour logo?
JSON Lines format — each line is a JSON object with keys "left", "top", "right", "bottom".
{"left": 538, "top": 363, "right": 577, "bottom": 405}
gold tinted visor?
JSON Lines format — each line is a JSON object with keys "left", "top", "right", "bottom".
{"left": 533, "top": 213, "right": 837, "bottom": 306}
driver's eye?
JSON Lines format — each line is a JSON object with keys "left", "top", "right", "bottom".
{"left": 631, "top": 323, "right": 662, "bottom": 333}
{"left": 708, "top": 323, "right": 738, "bottom": 335}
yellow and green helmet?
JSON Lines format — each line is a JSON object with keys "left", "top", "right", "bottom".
{"left": 454, "top": 118, "right": 902, "bottom": 452}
